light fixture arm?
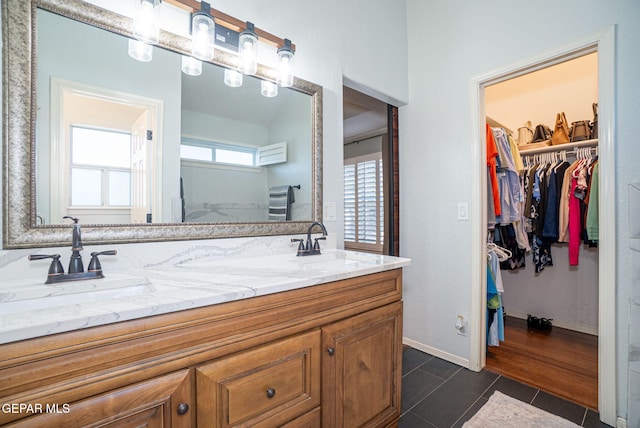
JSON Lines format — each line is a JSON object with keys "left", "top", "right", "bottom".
{"left": 164, "top": 0, "right": 295, "bottom": 52}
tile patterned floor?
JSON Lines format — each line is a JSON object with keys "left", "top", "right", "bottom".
{"left": 399, "top": 347, "right": 611, "bottom": 428}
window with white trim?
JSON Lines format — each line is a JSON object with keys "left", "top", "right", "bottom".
{"left": 180, "top": 138, "right": 256, "bottom": 167}
{"left": 344, "top": 153, "right": 384, "bottom": 252}
{"left": 69, "top": 126, "right": 132, "bottom": 207}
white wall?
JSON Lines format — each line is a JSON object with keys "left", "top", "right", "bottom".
{"left": 36, "top": 9, "right": 182, "bottom": 224}
{"left": 80, "top": 0, "right": 409, "bottom": 240}
{"left": 267, "top": 93, "right": 313, "bottom": 221}
{"left": 402, "top": 0, "right": 640, "bottom": 422}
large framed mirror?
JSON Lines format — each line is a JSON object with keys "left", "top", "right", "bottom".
{"left": 2, "top": 0, "right": 322, "bottom": 249}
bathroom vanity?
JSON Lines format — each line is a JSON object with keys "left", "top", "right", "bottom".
{"left": 0, "top": 250, "right": 409, "bottom": 427}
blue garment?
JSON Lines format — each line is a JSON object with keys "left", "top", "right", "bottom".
{"left": 487, "top": 262, "right": 504, "bottom": 345}
{"left": 493, "top": 129, "right": 522, "bottom": 224}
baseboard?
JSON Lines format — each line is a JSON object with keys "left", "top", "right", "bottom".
{"left": 403, "top": 337, "right": 470, "bottom": 369}
{"left": 506, "top": 311, "right": 598, "bottom": 336}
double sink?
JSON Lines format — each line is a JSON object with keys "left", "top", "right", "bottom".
{"left": 0, "top": 250, "right": 407, "bottom": 343}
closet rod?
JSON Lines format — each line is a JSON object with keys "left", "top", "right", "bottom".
{"left": 519, "top": 139, "right": 598, "bottom": 155}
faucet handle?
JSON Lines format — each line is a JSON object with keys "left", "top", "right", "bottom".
{"left": 313, "top": 236, "right": 326, "bottom": 251}
{"left": 88, "top": 250, "right": 117, "bottom": 272}
{"left": 291, "top": 238, "right": 305, "bottom": 255}
{"left": 28, "top": 254, "right": 64, "bottom": 276}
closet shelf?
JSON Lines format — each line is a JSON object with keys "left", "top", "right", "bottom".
{"left": 518, "top": 138, "right": 598, "bottom": 155}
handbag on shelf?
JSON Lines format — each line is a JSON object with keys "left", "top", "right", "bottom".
{"left": 570, "top": 120, "right": 591, "bottom": 142}
{"left": 531, "top": 124, "right": 552, "bottom": 143}
{"left": 550, "top": 112, "right": 570, "bottom": 145}
{"left": 517, "top": 121, "right": 534, "bottom": 146}
{"left": 591, "top": 102, "right": 598, "bottom": 139}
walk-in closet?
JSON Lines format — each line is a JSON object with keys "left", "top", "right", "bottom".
{"left": 483, "top": 52, "right": 599, "bottom": 409}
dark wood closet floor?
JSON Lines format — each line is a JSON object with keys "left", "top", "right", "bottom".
{"left": 485, "top": 316, "right": 598, "bottom": 410}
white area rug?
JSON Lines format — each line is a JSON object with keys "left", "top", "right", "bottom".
{"left": 462, "top": 391, "right": 581, "bottom": 427}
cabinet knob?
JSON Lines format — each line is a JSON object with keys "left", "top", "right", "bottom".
{"left": 176, "top": 403, "right": 189, "bottom": 416}
{"left": 266, "top": 388, "right": 276, "bottom": 399}
{"left": 327, "top": 347, "right": 335, "bottom": 356}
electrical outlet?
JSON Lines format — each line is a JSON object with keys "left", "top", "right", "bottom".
{"left": 455, "top": 315, "right": 468, "bottom": 336}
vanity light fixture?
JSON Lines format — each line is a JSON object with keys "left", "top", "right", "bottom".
{"left": 128, "top": 39, "right": 153, "bottom": 62}
{"left": 238, "top": 22, "right": 258, "bottom": 75}
{"left": 261, "top": 80, "right": 278, "bottom": 97}
{"left": 181, "top": 55, "right": 202, "bottom": 76}
{"left": 224, "top": 68, "right": 243, "bottom": 87}
{"left": 191, "top": 2, "right": 215, "bottom": 61}
{"left": 277, "top": 39, "right": 295, "bottom": 87}
{"left": 154, "top": 1, "right": 298, "bottom": 84}
{"left": 133, "top": 0, "right": 162, "bottom": 44}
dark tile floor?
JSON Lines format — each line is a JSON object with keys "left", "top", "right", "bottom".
{"left": 399, "top": 347, "right": 611, "bottom": 428}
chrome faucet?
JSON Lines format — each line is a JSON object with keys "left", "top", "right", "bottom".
{"left": 291, "top": 221, "right": 328, "bottom": 256}
{"left": 28, "top": 217, "right": 117, "bottom": 284}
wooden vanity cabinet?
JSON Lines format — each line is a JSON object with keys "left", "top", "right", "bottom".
{"left": 4, "top": 369, "right": 193, "bottom": 428}
{"left": 0, "top": 269, "right": 403, "bottom": 428}
{"left": 322, "top": 302, "right": 403, "bottom": 428}
{"left": 196, "top": 330, "right": 322, "bottom": 427}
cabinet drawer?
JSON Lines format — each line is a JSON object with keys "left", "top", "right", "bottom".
{"left": 197, "top": 330, "right": 321, "bottom": 428}
{"left": 4, "top": 369, "right": 193, "bottom": 428}
{"left": 280, "top": 407, "right": 321, "bottom": 428}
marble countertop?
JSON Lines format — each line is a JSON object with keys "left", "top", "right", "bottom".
{"left": 0, "top": 250, "right": 410, "bottom": 344}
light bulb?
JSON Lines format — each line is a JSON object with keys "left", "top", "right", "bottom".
{"left": 128, "top": 39, "right": 153, "bottom": 62}
{"left": 277, "top": 39, "right": 294, "bottom": 87}
{"left": 224, "top": 69, "right": 243, "bottom": 87}
{"left": 191, "top": 14, "right": 214, "bottom": 61}
{"left": 133, "top": 0, "right": 160, "bottom": 45}
{"left": 238, "top": 22, "right": 258, "bottom": 75}
{"left": 181, "top": 55, "right": 202, "bottom": 76}
{"left": 261, "top": 80, "right": 278, "bottom": 97}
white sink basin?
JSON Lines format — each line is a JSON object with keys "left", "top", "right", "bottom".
{"left": 0, "top": 275, "right": 154, "bottom": 315}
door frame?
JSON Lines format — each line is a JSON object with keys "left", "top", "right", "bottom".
{"left": 49, "top": 78, "right": 164, "bottom": 224}
{"left": 468, "top": 27, "right": 616, "bottom": 425}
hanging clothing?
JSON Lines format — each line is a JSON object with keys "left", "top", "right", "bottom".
{"left": 486, "top": 124, "right": 501, "bottom": 218}
{"left": 493, "top": 128, "right": 522, "bottom": 224}
{"left": 487, "top": 256, "right": 505, "bottom": 347}
{"left": 586, "top": 162, "right": 600, "bottom": 241}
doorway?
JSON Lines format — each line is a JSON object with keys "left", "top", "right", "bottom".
{"left": 469, "top": 28, "right": 616, "bottom": 425}
{"left": 343, "top": 86, "right": 399, "bottom": 256}
{"left": 48, "top": 78, "right": 163, "bottom": 225}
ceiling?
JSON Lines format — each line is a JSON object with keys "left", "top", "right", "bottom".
{"left": 181, "top": 61, "right": 304, "bottom": 128}
{"left": 343, "top": 86, "right": 388, "bottom": 142}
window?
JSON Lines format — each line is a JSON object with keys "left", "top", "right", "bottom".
{"left": 180, "top": 138, "right": 256, "bottom": 167}
{"left": 344, "top": 153, "right": 384, "bottom": 252}
{"left": 70, "top": 126, "right": 131, "bottom": 207}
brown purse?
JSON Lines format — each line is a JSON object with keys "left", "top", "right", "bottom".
{"left": 570, "top": 120, "right": 591, "bottom": 142}
{"left": 551, "top": 112, "right": 570, "bottom": 145}
{"left": 592, "top": 103, "right": 598, "bottom": 139}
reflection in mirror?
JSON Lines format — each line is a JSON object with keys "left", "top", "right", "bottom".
{"left": 36, "top": 8, "right": 312, "bottom": 226}
{"left": 2, "top": 0, "right": 322, "bottom": 249}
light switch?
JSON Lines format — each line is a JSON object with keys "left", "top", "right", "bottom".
{"left": 457, "top": 202, "right": 469, "bottom": 221}
{"left": 324, "top": 201, "right": 337, "bottom": 222}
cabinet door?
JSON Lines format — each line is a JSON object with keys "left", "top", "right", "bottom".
{"left": 6, "top": 369, "right": 193, "bottom": 428}
{"left": 196, "top": 330, "right": 321, "bottom": 428}
{"left": 322, "top": 302, "right": 403, "bottom": 428}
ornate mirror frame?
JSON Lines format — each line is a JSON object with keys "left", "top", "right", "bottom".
{"left": 2, "top": 0, "right": 323, "bottom": 249}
